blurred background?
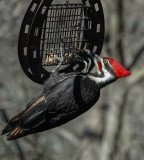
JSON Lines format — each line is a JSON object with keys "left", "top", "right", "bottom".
{"left": 0, "top": 0, "right": 144, "bottom": 160}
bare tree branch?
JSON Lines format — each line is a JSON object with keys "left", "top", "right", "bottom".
{"left": 128, "top": 46, "right": 144, "bottom": 70}
{"left": 127, "top": 68, "right": 144, "bottom": 87}
{"left": 110, "top": 0, "right": 125, "bottom": 65}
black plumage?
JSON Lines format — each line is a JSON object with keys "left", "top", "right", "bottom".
{"left": 2, "top": 72, "right": 100, "bottom": 140}
{"left": 2, "top": 54, "right": 131, "bottom": 140}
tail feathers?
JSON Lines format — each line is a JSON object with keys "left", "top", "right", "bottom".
{"left": 2, "top": 95, "right": 46, "bottom": 140}
{"left": 1, "top": 124, "right": 15, "bottom": 135}
{"left": 1, "top": 112, "right": 23, "bottom": 135}
{"left": 7, "top": 126, "right": 26, "bottom": 140}
{"left": 2, "top": 122, "right": 27, "bottom": 141}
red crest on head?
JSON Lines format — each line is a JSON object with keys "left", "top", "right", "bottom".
{"left": 103, "top": 57, "right": 131, "bottom": 78}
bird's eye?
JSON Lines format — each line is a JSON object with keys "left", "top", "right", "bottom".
{"left": 103, "top": 59, "right": 108, "bottom": 63}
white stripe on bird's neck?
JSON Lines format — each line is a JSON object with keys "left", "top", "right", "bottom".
{"left": 88, "top": 71, "right": 116, "bottom": 88}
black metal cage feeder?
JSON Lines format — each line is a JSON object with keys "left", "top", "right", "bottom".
{"left": 18, "top": 0, "right": 105, "bottom": 84}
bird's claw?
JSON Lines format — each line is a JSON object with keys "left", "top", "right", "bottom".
{"left": 90, "top": 52, "right": 100, "bottom": 62}
{"left": 51, "top": 56, "right": 64, "bottom": 63}
{"left": 51, "top": 43, "right": 65, "bottom": 74}
{"left": 76, "top": 54, "right": 92, "bottom": 73}
{"left": 90, "top": 53, "right": 102, "bottom": 75}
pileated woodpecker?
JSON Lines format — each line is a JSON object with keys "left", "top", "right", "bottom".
{"left": 1, "top": 53, "right": 131, "bottom": 140}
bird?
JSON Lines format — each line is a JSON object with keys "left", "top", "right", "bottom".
{"left": 1, "top": 53, "right": 131, "bottom": 140}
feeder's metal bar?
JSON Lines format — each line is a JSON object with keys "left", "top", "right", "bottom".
{"left": 41, "top": 8, "right": 48, "bottom": 64}
{"left": 45, "top": 6, "right": 52, "bottom": 61}
{"left": 48, "top": 4, "right": 92, "bottom": 9}
{"left": 67, "top": 6, "right": 71, "bottom": 54}
{"left": 53, "top": 7, "right": 58, "bottom": 54}
{"left": 45, "top": 40, "right": 87, "bottom": 45}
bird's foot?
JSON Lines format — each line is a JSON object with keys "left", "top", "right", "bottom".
{"left": 51, "top": 43, "right": 65, "bottom": 74}
{"left": 76, "top": 55, "right": 91, "bottom": 73}
{"left": 90, "top": 52, "right": 101, "bottom": 75}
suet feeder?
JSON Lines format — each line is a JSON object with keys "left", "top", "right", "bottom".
{"left": 18, "top": 0, "right": 105, "bottom": 84}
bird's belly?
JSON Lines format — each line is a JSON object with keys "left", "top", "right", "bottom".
{"left": 40, "top": 92, "right": 99, "bottom": 132}
{"left": 33, "top": 86, "right": 100, "bottom": 133}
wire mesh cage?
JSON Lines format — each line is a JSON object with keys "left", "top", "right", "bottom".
{"left": 18, "top": 0, "right": 105, "bottom": 84}
{"left": 41, "top": 3, "right": 91, "bottom": 66}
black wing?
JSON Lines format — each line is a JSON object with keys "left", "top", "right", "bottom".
{"left": 3, "top": 74, "right": 100, "bottom": 140}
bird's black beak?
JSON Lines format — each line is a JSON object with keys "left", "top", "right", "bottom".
{"left": 90, "top": 52, "right": 102, "bottom": 62}
{"left": 90, "top": 53, "right": 102, "bottom": 74}
{"left": 94, "top": 54, "right": 103, "bottom": 62}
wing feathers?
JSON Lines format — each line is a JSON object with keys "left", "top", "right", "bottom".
{"left": 7, "top": 127, "right": 25, "bottom": 140}
{"left": 2, "top": 95, "right": 46, "bottom": 140}
{"left": 24, "top": 96, "right": 46, "bottom": 114}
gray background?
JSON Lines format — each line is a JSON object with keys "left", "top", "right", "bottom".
{"left": 0, "top": 0, "right": 144, "bottom": 160}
